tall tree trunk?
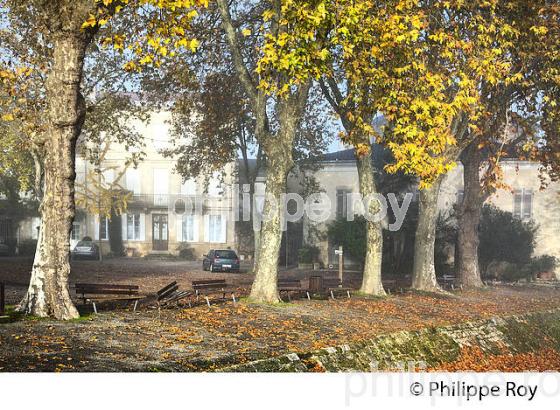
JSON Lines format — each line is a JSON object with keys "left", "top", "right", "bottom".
{"left": 412, "top": 176, "right": 444, "bottom": 292}
{"left": 217, "top": 0, "right": 309, "bottom": 302}
{"left": 249, "top": 155, "right": 291, "bottom": 303}
{"left": 356, "top": 145, "right": 385, "bottom": 295}
{"left": 457, "top": 143, "right": 484, "bottom": 288}
{"left": 18, "top": 33, "right": 89, "bottom": 319}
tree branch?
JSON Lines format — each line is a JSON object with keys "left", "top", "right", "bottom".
{"left": 216, "top": 0, "right": 258, "bottom": 105}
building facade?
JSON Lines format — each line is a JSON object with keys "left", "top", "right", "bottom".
{"left": 20, "top": 112, "right": 238, "bottom": 259}
{"left": 303, "top": 148, "right": 560, "bottom": 279}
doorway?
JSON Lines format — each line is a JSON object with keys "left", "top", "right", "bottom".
{"left": 152, "top": 214, "right": 168, "bottom": 251}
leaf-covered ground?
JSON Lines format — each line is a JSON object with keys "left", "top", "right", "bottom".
{"left": 1, "top": 283, "right": 560, "bottom": 372}
{"left": 427, "top": 347, "right": 560, "bottom": 372}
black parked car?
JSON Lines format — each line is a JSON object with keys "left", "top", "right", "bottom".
{"left": 71, "top": 238, "right": 100, "bottom": 260}
{"left": 202, "top": 249, "right": 240, "bottom": 273}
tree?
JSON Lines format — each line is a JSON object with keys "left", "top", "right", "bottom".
{"left": 319, "top": 81, "right": 385, "bottom": 295}
{"left": 456, "top": 1, "right": 559, "bottom": 288}
{"left": 154, "top": 18, "right": 332, "bottom": 264}
{"left": 1, "top": 0, "right": 205, "bottom": 319}
{"left": 262, "top": 0, "right": 519, "bottom": 293}
{"left": 0, "top": 0, "right": 109, "bottom": 319}
{"left": 214, "top": 0, "right": 315, "bottom": 303}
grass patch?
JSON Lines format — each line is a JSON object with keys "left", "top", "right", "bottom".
{"left": 353, "top": 291, "right": 388, "bottom": 300}
{"left": 70, "top": 313, "right": 95, "bottom": 322}
{"left": 0, "top": 305, "right": 51, "bottom": 323}
{"left": 240, "top": 296, "right": 294, "bottom": 307}
{"left": 0, "top": 305, "right": 94, "bottom": 323}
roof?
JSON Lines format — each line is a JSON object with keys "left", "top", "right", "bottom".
{"left": 236, "top": 144, "right": 391, "bottom": 177}
{"left": 320, "top": 148, "right": 357, "bottom": 162}
{"left": 319, "top": 145, "right": 389, "bottom": 170}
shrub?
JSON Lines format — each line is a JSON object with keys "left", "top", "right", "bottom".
{"left": 327, "top": 216, "right": 366, "bottom": 264}
{"left": 479, "top": 205, "right": 536, "bottom": 274}
{"left": 527, "top": 255, "right": 558, "bottom": 276}
{"left": 81, "top": 236, "right": 93, "bottom": 242}
{"left": 298, "top": 245, "right": 320, "bottom": 263}
{"left": 177, "top": 243, "right": 195, "bottom": 260}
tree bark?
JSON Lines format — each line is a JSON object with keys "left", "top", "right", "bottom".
{"left": 356, "top": 145, "right": 385, "bottom": 295}
{"left": 217, "top": 0, "right": 310, "bottom": 302}
{"left": 411, "top": 176, "right": 444, "bottom": 292}
{"left": 18, "top": 33, "right": 90, "bottom": 319}
{"left": 249, "top": 154, "right": 291, "bottom": 303}
{"left": 456, "top": 143, "right": 485, "bottom": 288}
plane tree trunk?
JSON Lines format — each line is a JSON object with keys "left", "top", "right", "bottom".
{"left": 411, "top": 176, "right": 444, "bottom": 292}
{"left": 18, "top": 31, "right": 91, "bottom": 319}
{"left": 217, "top": 0, "right": 310, "bottom": 303}
{"left": 249, "top": 151, "right": 292, "bottom": 302}
{"left": 357, "top": 144, "right": 385, "bottom": 295}
{"left": 456, "top": 142, "right": 485, "bottom": 288}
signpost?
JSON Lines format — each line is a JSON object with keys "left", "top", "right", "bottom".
{"left": 335, "top": 246, "right": 343, "bottom": 286}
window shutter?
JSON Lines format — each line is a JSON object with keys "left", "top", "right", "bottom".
{"left": 523, "top": 190, "right": 533, "bottom": 219}
{"left": 176, "top": 216, "right": 183, "bottom": 242}
{"left": 140, "top": 214, "right": 146, "bottom": 241}
{"left": 94, "top": 215, "right": 100, "bottom": 241}
{"left": 126, "top": 169, "right": 140, "bottom": 194}
{"left": 513, "top": 190, "right": 522, "bottom": 218}
{"left": 192, "top": 215, "right": 199, "bottom": 242}
{"left": 121, "top": 213, "right": 128, "bottom": 240}
{"left": 220, "top": 215, "right": 227, "bottom": 243}
{"left": 204, "top": 214, "right": 210, "bottom": 242}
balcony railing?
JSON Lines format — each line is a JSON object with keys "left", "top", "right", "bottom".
{"left": 127, "top": 194, "right": 231, "bottom": 211}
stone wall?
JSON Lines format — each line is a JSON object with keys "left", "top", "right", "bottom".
{"left": 220, "top": 308, "right": 560, "bottom": 372}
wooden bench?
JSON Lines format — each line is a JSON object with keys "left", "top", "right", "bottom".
{"left": 323, "top": 279, "right": 353, "bottom": 299}
{"left": 278, "top": 280, "right": 310, "bottom": 301}
{"left": 438, "top": 274, "right": 457, "bottom": 289}
{"left": 156, "top": 281, "right": 193, "bottom": 309}
{"left": 192, "top": 279, "right": 237, "bottom": 307}
{"left": 75, "top": 283, "right": 143, "bottom": 313}
{"left": 382, "top": 279, "right": 397, "bottom": 294}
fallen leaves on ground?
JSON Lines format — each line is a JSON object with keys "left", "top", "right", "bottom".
{"left": 428, "top": 346, "right": 560, "bottom": 372}
{"left": 1, "top": 285, "right": 560, "bottom": 371}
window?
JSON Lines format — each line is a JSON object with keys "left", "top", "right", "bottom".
{"left": 31, "top": 217, "right": 41, "bottom": 240}
{"left": 457, "top": 190, "right": 465, "bottom": 205}
{"left": 127, "top": 214, "right": 141, "bottom": 240}
{"left": 336, "top": 188, "right": 351, "bottom": 218}
{"left": 207, "top": 214, "right": 225, "bottom": 243}
{"left": 99, "top": 216, "right": 109, "bottom": 240}
{"left": 102, "top": 169, "right": 115, "bottom": 185}
{"left": 513, "top": 189, "right": 533, "bottom": 220}
{"left": 126, "top": 168, "right": 140, "bottom": 194}
{"left": 153, "top": 123, "right": 170, "bottom": 151}
{"left": 182, "top": 214, "right": 196, "bottom": 242}
{"left": 71, "top": 222, "right": 81, "bottom": 241}
{"left": 181, "top": 178, "right": 197, "bottom": 196}
{"left": 215, "top": 250, "right": 237, "bottom": 259}
{"left": 153, "top": 169, "right": 169, "bottom": 206}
